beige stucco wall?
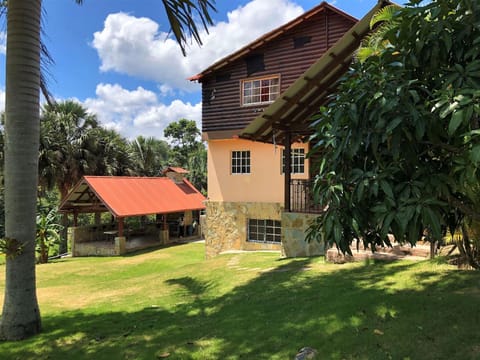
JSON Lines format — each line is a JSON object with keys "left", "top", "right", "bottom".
{"left": 207, "top": 138, "right": 309, "bottom": 203}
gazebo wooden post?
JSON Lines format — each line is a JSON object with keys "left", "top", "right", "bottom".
{"left": 163, "top": 214, "right": 167, "bottom": 231}
{"left": 114, "top": 217, "right": 126, "bottom": 255}
{"left": 118, "top": 217, "right": 124, "bottom": 237}
{"left": 73, "top": 212, "right": 78, "bottom": 227}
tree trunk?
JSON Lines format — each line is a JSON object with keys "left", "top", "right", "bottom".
{"left": 461, "top": 225, "right": 480, "bottom": 270}
{"left": 59, "top": 213, "right": 68, "bottom": 254}
{"left": 429, "top": 240, "right": 436, "bottom": 260}
{"left": 0, "top": 0, "right": 42, "bottom": 340}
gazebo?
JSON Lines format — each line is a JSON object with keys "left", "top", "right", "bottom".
{"left": 59, "top": 171, "right": 206, "bottom": 256}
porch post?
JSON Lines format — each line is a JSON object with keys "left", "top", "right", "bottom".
{"left": 115, "top": 217, "right": 126, "bottom": 255}
{"left": 73, "top": 211, "right": 78, "bottom": 227}
{"left": 284, "top": 131, "right": 292, "bottom": 212}
{"left": 118, "top": 217, "right": 124, "bottom": 237}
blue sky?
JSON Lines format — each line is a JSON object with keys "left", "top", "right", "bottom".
{"left": 0, "top": 0, "right": 382, "bottom": 139}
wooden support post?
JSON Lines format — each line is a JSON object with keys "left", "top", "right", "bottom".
{"left": 284, "top": 131, "right": 292, "bottom": 212}
{"left": 118, "top": 217, "right": 124, "bottom": 237}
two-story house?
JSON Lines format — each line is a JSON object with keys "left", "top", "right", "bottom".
{"left": 190, "top": 1, "right": 389, "bottom": 258}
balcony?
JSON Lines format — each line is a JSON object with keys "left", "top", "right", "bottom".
{"left": 289, "top": 179, "right": 324, "bottom": 214}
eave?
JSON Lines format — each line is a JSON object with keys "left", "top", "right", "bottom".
{"left": 240, "top": 0, "right": 392, "bottom": 145}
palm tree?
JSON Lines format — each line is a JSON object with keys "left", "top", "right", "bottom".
{"left": 130, "top": 136, "right": 169, "bottom": 176}
{"left": 90, "top": 127, "right": 136, "bottom": 177}
{"left": 39, "top": 100, "right": 99, "bottom": 199}
{"left": 39, "top": 100, "right": 101, "bottom": 254}
{"left": 1, "top": 0, "right": 216, "bottom": 340}
{"left": 0, "top": 1, "right": 43, "bottom": 340}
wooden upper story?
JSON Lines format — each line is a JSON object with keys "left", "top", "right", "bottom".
{"left": 190, "top": 2, "right": 357, "bottom": 140}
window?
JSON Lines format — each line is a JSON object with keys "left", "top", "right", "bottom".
{"left": 215, "top": 73, "right": 231, "bottom": 82}
{"left": 248, "top": 219, "right": 281, "bottom": 244}
{"left": 293, "top": 35, "right": 312, "bottom": 48}
{"left": 282, "top": 148, "right": 305, "bottom": 174}
{"left": 245, "top": 54, "right": 265, "bottom": 76}
{"left": 231, "top": 151, "right": 250, "bottom": 174}
{"left": 242, "top": 76, "right": 280, "bottom": 106}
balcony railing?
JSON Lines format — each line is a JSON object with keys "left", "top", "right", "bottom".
{"left": 289, "top": 179, "right": 324, "bottom": 214}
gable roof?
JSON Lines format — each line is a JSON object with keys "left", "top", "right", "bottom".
{"left": 240, "top": 0, "right": 392, "bottom": 145}
{"left": 188, "top": 2, "right": 357, "bottom": 82}
{"left": 162, "top": 166, "right": 189, "bottom": 175}
{"left": 59, "top": 176, "right": 206, "bottom": 217}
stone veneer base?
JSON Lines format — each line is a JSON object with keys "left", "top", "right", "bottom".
{"left": 205, "top": 201, "right": 324, "bottom": 258}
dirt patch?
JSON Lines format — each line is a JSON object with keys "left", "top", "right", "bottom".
{"left": 326, "top": 241, "right": 431, "bottom": 263}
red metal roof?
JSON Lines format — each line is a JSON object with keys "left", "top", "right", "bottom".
{"left": 163, "top": 166, "right": 189, "bottom": 174}
{"left": 188, "top": 1, "right": 358, "bottom": 82}
{"left": 59, "top": 176, "right": 206, "bottom": 217}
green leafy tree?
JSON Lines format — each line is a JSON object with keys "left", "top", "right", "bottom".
{"left": 187, "top": 144, "right": 207, "bottom": 194}
{"left": 164, "top": 118, "right": 201, "bottom": 168}
{"left": 164, "top": 119, "right": 206, "bottom": 191}
{"left": 1, "top": 0, "right": 216, "bottom": 340}
{"left": 308, "top": 0, "right": 480, "bottom": 269}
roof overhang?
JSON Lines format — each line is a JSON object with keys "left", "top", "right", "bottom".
{"left": 59, "top": 176, "right": 206, "bottom": 217}
{"left": 240, "top": 0, "right": 392, "bottom": 145}
{"left": 188, "top": 2, "right": 358, "bottom": 82}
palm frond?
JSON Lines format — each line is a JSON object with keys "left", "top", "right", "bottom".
{"left": 162, "top": 0, "right": 216, "bottom": 56}
{"left": 357, "top": 4, "right": 401, "bottom": 63}
{"left": 369, "top": 5, "right": 399, "bottom": 29}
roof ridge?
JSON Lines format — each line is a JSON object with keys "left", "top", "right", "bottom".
{"left": 188, "top": 2, "right": 358, "bottom": 81}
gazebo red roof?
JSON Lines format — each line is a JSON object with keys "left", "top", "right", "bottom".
{"left": 59, "top": 176, "right": 206, "bottom": 217}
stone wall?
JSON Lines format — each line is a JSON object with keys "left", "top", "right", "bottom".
{"left": 281, "top": 212, "right": 324, "bottom": 257}
{"left": 205, "top": 201, "right": 283, "bottom": 258}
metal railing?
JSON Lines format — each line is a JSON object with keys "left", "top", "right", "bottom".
{"left": 289, "top": 179, "right": 324, "bottom": 214}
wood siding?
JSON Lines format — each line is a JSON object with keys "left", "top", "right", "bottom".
{"left": 200, "top": 9, "right": 356, "bottom": 136}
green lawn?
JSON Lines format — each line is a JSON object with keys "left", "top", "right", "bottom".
{"left": 0, "top": 242, "right": 478, "bottom": 359}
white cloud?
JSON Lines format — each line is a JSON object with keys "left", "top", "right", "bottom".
{"left": 0, "top": 88, "right": 4, "bottom": 113}
{"left": 0, "top": 32, "right": 5, "bottom": 55}
{"left": 92, "top": 0, "right": 304, "bottom": 91}
{"left": 83, "top": 83, "right": 201, "bottom": 139}
{"left": 86, "top": 0, "right": 304, "bottom": 140}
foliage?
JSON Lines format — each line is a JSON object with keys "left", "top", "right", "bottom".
{"left": 89, "top": 127, "right": 135, "bottom": 177}
{"left": 356, "top": 4, "right": 400, "bottom": 62}
{"left": 164, "top": 118, "right": 201, "bottom": 167}
{"left": 0, "top": 238, "right": 24, "bottom": 259}
{"left": 308, "top": 0, "right": 480, "bottom": 269}
{"left": 161, "top": 0, "right": 216, "bottom": 56}
{"left": 35, "top": 208, "right": 62, "bottom": 264}
{"left": 164, "top": 119, "right": 207, "bottom": 191}
{"left": 0, "top": 244, "right": 478, "bottom": 359}
{"left": 129, "top": 136, "right": 169, "bottom": 176}
{"left": 1, "top": 0, "right": 216, "bottom": 340}
{"left": 39, "top": 100, "right": 100, "bottom": 199}
{"left": 187, "top": 145, "right": 207, "bottom": 194}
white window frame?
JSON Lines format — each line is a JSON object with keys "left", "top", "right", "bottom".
{"left": 247, "top": 219, "right": 281, "bottom": 244}
{"left": 231, "top": 150, "right": 251, "bottom": 174}
{"left": 282, "top": 148, "right": 305, "bottom": 174}
{"left": 241, "top": 75, "right": 280, "bottom": 106}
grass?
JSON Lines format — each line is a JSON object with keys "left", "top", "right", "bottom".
{"left": 0, "top": 242, "right": 479, "bottom": 359}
